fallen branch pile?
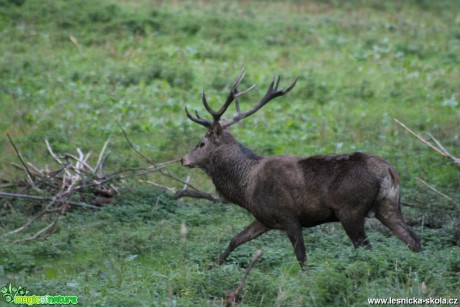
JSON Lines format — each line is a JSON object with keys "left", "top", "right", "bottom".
{"left": 0, "top": 135, "right": 176, "bottom": 243}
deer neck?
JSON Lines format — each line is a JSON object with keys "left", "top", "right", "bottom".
{"left": 205, "top": 142, "right": 261, "bottom": 206}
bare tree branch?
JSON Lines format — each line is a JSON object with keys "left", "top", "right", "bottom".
{"left": 7, "top": 134, "right": 35, "bottom": 186}
{"left": 0, "top": 191, "right": 100, "bottom": 209}
{"left": 118, "top": 123, "right": 158, "bottom": 165}
{"left": 118, "top": 123, "right": 223, "bottom": 203}
{"left": 173, "top": 190, "right": 220, "bottom": 203}
{"left": 95, "top": 138, "right": 111, "bottom": 176}
{"left": 416, "top": 177, "right": 456, "bottom": 204}
{"left": 394, "top": 119, "right": 459, "bottom": 166}
{"left": 138, "top": 180, "right": 176, "bottom": 192}
{"left": 12, "top": 204, "right": 67, "bottom": 243}
{"left": 225, "top": 250, "right": 263, "bottom": 307}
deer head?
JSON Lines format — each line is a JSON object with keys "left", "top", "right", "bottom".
{"left": 181, "top": 68, "right": 297, "bottom": 169}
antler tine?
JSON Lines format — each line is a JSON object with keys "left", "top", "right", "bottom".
{"left": 233, "top": 83, "right": 256, "bottom": 115}
{"left": 275, "top": 75, "right": 281, "bottom": 89}
{"left": 194, "top": 109, "right": 203, "bottom": 119}
{"left": 220, "top": 74, "right": 298, "bottom": 129}
{"left": 234, "top": 97, "right": 241, "bottom": 114}
{"left": 201, "top": 91, "right": 215, "bottom": 115}
{"left": 213, "top": 68, "right": 247, "bottom": 118}
{"left": 184, "top": 106, "right": 212, "bottom": 127}
{"left": 184, "top": 70, "right": 297, "bottom": 130}
{"left": 269, "top": 74, "right": 280, "bottom": 92}
{"left": 282, "top": 77, "right": 298, "bottom": 94}
{"left": 235, "top": 83, "right": 256, "bottom": 98}
{"left": 232, "top": 67, "right": 246, "bottom": 91}
{"left": 185, "top": 69, "right": 252, "bottom": 128}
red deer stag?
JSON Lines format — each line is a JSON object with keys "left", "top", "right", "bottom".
{"left": 181, "top": 69, "right": 421, "bottom": 269}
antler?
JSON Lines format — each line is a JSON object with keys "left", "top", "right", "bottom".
{"left": 185, "top": 68, "right": 297, "bottom": 129}
{"left": 220, "top": 74, "right": 297, "bottom": 128}
{"left": 185, "top": 68, "right": 254, "bottom": 128}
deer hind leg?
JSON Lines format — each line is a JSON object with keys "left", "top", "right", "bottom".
{"left": 375, "top": 198, "right": 422, "bottom": 252}
{"left": 217, "top": 220, "right": 270, "bottom": 266}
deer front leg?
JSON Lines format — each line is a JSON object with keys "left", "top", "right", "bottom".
{"left": 285, "top": 225, "right": 307, "bottom": 270}
{"left": 217, "top": 220, "right": 270, "bottom": 266}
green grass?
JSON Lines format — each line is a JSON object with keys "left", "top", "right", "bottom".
{"left": 0, "top": 0, "right": 459, "bottom": 306}
{"left": 1, "top": 188, "right": 458, "bottom": 306}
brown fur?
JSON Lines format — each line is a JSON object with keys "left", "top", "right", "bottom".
{"left": 182, "top": 130, "right": 421, "bottom": 269}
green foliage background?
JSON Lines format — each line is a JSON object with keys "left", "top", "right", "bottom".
{"left": 0, "top": 0, "right": 459, "bottom": 306}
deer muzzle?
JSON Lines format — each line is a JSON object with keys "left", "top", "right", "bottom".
{"left": 181, "top": 155, "right": 194, "bottom": 168}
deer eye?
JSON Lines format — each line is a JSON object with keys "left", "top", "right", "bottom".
{"left": 199, "top": 141, "right": 206, "bottom": 148}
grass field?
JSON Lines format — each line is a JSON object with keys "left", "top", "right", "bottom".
{"left": 0, "top": 0, "right": 459, "bottom": 306}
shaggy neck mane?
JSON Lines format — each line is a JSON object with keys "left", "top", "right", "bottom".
{"left": 204, "top": 134, "right": 261, "bottom": 206}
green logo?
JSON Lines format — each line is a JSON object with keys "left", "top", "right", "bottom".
{"left": 1, "top": 283, "right": 29, "bottom": 303}
{"left": 1, "top": 283, "right": 78, "bottom": 305}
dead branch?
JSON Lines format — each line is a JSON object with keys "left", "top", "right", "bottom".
{"left": 158, "top": 169, "right": 222, "bottom": 202}
{"left": 12, "top": 203, "right": 67, "bottom": 243}
{"left": 118, "top": 123, "right": 156, "bottom": 165}
{"left": 158, "top": 169, "right": 200, "bottom": 192}
{"left": 0, "top": 208, "right": 48, "bottom": 238}
{"left": 7, "top": 134, "right": 35, "bottom": 186}
{"left": 225, "top": 250, "right": 264, "bottom": 307}
{"left": 45, "top": 139, "right": 65, "bottom": 166}
{"left": 12, "top": 217, "right": 58, "bottom": 243}
{"left": 173, "top": 189, "right": 220, "bottom": 203}
{"left": 119, "top": 125, "right": 221, "bottom": 203}
{"left": 137, "top": 180, "right": 176, "bottom": 192}
{"left": 95, "top": 138, "right": 111, "bottom": 176}
{"left": 394, "top": 119, "right": 459, "bottom": 166}
{"left": 416, "top": 177, "right": 456, "bottom": 204}
{"left": 0, "top": 191, "right": 100, "bottom": 209}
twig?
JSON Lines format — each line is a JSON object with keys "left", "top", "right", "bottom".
{"left": 225, "top": 250, "right": 263, "bottom": 307}
{"left": 7, "top": 134, "right": 35, "bottom": 186}
{"left": 118, "top": 123, "right": 156, "bottom": 165}
{"left": 118, "top": 124, "right": 182, "bottom": 170}
{"left": 0, "top": 191, "right": 100, "bottom": 209}
{"left": 159, "top": 169, "right": 200, "bottom": 192}
{"left": 69, "top": 35, "right": 82, "bottom": 52}
{"left": 183, "top": 175, "right": 191, "bottom": 191}
{"left": 416, "top": 177, "right": 455, "bottom": 204}
{"left": 26, "top": 163, "right": 44, "bottom": 176}
{"left": 157, "top": 170, "right": 222, "bottom": 203}
{"left": 45, "top": 139, "right": 64, "bottom": 165}
{"left": 0, "top": 208, "right": 48, "bottom": 238}
{"left": 0, "top": 191, "right": 49, "bottom": 201}
{"left": 138, "top": 180, "right": 176, "bottom": 192}
{"left": 118, "top": 124, "right": 218, "bottom": 201}
{"left": 173, "top": 190, "right": 220, "bottom": 203}
{"left": 103, "top": 126, "right": 216, "bottom": 201}
{"left": 63, "top": 153, "right": 94, "bottom": 172}
{"left": 98, "top": 165, "right": 170, "bottom": 184}
{"left": 95, "top": 138, "right": 111, "bottom": 176}
{"left": 425, "top": 133, "right": 458, "bottom": 164}
{"left": 12, "top": 219, "right": 57, "bottom": 243}
{"left": 12, "top": 205, "right": 66, "bottom": 243}
{"left": 394, "top": 119, "right": 459, "bottom": 165}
